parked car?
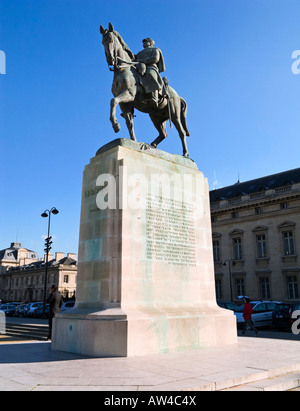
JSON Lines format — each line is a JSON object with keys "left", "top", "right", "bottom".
{"left": 33, "top": 304, "right": 50, "bottom": 319}
{"left": 60, "top": 301, "right": 75, "bottom": 312}
{"left": 13, "top": 304, "right": 28, "bottom": 318}
{"left": 272, "top": 302, "right": 300, "bottom": 330}
{"left": 0, "top": 304, "right": 17, "bottom": 317}
{"left": 25, "top": 302, "right": 44, "bottom": 317}
{"left": 235, "top": 301, "right": 280, "bottom": 329}
{"left": 217, "top": 301, "right": 238, "bottom": 311}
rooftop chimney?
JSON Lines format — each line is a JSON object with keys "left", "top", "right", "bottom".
{"left": 67, "top": 253, "right": 77, "bottom": 260}
{"left": 10, "top": 242, "right": 22, "bottom": 249}
{"left": 55, "top": 252, "right": 65, "bottom": 261}
{"left": 44, "top": 253, "right": 53, "bottom": 262}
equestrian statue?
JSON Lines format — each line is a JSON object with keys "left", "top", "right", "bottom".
{"left": 100, "top": 23, "right": 190, "bottom": 157}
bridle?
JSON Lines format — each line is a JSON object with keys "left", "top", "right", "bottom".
{"left": 103, "top": 32, "right": 136, "bottom": 71}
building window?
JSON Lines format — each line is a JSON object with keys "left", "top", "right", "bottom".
{"left": 280, "top": 202, "right": 288, "bottom": 210}
{"left": 260, "top": 277, "right": 270, "bottom": 299}
{"left": 215, "top": 279, "right": 222, "bottom": 300}
{"left": 235, "top": 278, "right": 245, "bottom": 298}
{"left": 287, "top": 276, "right": 299, "bottom": 299}
{"left": 63, "top": 275, "right": 69, "bottom": 283}
{"left": 282, "top": 231, "right": 295, "bottom": 256}
{"left": 256, "top": 234, "right": 267, "bottom": 258}
{"left": 275, "top": 186, "right": 292, "bottom": 194}
{"left": 213, "top": 240, "right": 220, "bottom": 262}
{"left": 255, "top": 207, "right": 262, "bottom": 215}
{"left": 231, "top": 212, "right": 238, "bottom": 219}
{"left": 232, "top": 237, "right": 243, "bottom": 260}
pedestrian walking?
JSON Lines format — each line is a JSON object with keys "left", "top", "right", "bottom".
{"left": 46, "top": 285, "right": 63, "bottom": 340}
{"left": 242, "top": 298, "right": 258, "bottom": 336}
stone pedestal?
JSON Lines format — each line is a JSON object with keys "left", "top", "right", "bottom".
{"left": 52, "top": 139, "right": 237, "bottom": 357}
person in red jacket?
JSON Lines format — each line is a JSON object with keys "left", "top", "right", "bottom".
{"left": 242, "top": 298, "right": 258, "bottom": 336}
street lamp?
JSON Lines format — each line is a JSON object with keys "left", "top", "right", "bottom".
{"left": 41, "top": 207, "right": 59, "bottom": 314}
{"left": 222, "top": 259, "right": 236, "bottom": 303}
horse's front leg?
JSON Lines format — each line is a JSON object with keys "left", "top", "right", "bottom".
{"left": 120, "top": 106, "right": 136, "bottom": 142}
{"left": 110, "top": 97, "right": 121, "bottom": 133}
{"left": 110, "top": 89, "right": 135, "bottom": 135}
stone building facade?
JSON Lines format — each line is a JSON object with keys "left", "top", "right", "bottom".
{"left": 0, "top": 242, "right": 77, "bottom": 302}
{"left": 210, "top": 167, "right": 300, "bottom": 303}
{"left": 0, "top": 242, "right": 39, "bottom": 273}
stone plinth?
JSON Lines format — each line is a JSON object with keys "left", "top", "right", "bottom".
{"left": 52, "top": 139, "right": 237, "bottom": 357}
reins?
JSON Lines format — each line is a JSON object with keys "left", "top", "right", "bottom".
{"left": 107, "top": 34, "right": 137, "bottom": 71}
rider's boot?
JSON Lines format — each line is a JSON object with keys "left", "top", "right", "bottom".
{"left": 150, "top": 91, "right": 159, "bottom": 107}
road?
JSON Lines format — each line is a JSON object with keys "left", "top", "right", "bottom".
{"left": 0, "top": 316, "right": 48, "bottom": 343}
{"left": 238, "top": 327, "right": 300, "bottom": 341}
{"left": 4, "top": 316, "right": 48, "bottom": 325}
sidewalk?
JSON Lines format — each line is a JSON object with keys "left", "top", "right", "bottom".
{"left": 0, "top": 336, "right": 299, "bottom": 391}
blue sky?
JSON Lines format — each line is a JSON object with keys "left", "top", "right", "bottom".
{"left": 1, "top": 0, "right": 300, "bottom": 258}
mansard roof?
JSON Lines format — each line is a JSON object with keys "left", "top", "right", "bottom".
{"left": 6, "top": 255, "right": 77, "bottom": 273}
{"left": 51, "top": 256, "right": 77, "bottom": 266}
{"left": 0, "top": 242, "right": 38, "bottom": 261}
{"left": 210, "top": 167, "right": 300, "bottom": 203}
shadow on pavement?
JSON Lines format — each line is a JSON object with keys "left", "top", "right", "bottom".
{"left": 0, "top": 341, "right": 90, "bottom": 364}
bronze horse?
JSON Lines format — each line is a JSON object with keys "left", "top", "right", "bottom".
{"left": 100, "top": 23, "right": 190, "bottom": 157}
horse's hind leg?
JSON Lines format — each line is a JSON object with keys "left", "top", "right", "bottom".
{"left": 172, "top": 117, "right": 189, "bottom": 157}
{"left": 171, "top": 99, "right": 189, "bottom": 157}
{"left": 149, "top": 116, "right": 168, "bottom": 148}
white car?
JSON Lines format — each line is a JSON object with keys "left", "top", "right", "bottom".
{"left": 235, "top": 301, "right": 281, "bottom": 328}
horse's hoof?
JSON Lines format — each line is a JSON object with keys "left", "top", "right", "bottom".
{"left": 150, "top": 143, "right": 157, "bottom": 148}
{"left": 113, "top": 123, "right": 121, "bottom": 133}
{"left": 183, "top": 152, "right": 189, "bottom": 157}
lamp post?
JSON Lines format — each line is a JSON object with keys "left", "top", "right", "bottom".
{"left": 222, "top": 259, "right": 236, "bottom": 302}
{"left": 41, "top": 207, "right": 59, "bottom": 314}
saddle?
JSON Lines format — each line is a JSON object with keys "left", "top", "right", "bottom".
{"left": 136, "top": 63, "right": 169, "bottom": 106}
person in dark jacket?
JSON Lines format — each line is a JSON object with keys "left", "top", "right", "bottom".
{"left": 46, "top": 285, "right": 63, "bottom": 340}
{"left": 242, "top": 298, "right": 258, "bottom": 336}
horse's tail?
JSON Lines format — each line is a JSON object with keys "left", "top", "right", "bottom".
{"left": 180, "top": 97, "right": 190, "bottom": 137}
